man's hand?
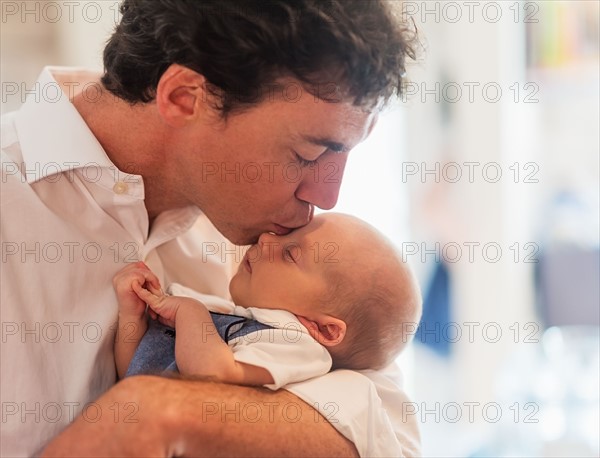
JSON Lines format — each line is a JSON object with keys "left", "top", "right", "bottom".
{"left": 41, "top": 376, "right": 359, "bottom": 457}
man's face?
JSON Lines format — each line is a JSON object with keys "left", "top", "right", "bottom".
{"left": 229, "top": 213, "right": 348, "bottom": 318}
{"left": 167, "top": 83, "right": 377, "bottom": 245}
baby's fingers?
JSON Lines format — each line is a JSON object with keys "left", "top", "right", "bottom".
{"left": 132, "top": 281, "right": 161, "bottom": 308}
{"left": 145, "top": 282, "right": 164, "bottom": 298}
{"left": 129, "top": 262, "right": 162, "bottom": 292}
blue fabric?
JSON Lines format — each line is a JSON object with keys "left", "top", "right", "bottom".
{"left": 125, "top": 311, "right": 273, "bottom": 377}
{"left": 416, "top": 262, "right": 452, "bottom": 357}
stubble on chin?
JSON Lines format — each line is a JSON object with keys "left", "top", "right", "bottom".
{"left": 219, "top": 225, "right": 260, "bottom": 247}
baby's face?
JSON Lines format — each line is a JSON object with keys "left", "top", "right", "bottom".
{"left": 229, "top": 213, "right": 353, "bottom": 320}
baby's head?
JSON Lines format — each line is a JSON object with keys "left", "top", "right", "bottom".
{"left": 229, "top": 213, "right": 422, "bottom": 371}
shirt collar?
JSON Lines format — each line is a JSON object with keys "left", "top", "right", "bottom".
{"left": 14, "top": 66, "right": 204, "bottom": 237}
{"left": 15, "top": 66, "right": 115, "bottom": 184}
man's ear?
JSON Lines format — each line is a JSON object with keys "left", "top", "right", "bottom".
{"left": 298, "top": 316, "right": 347, "bottom": 347}
{"left": 155, "top": 64, "right": 209, "bottom": 128}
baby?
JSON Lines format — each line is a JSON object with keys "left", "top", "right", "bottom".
{"left": 113, "top": 213, "right": 422, "bottom": 389}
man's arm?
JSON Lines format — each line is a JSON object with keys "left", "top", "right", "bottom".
{"left": 41, "top": 375, "right": 359, "bottom": 457}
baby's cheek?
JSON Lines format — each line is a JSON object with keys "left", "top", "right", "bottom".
{"left": 229, "top": 276, "right": 249, "bottom": 306}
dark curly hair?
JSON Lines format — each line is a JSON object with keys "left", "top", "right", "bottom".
{"left": 102, "top": 0, "right": 417, "bottom": 115}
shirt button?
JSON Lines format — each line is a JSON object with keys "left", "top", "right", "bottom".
{"left": 113, "top": 182, "right": 128, "bottom": 194}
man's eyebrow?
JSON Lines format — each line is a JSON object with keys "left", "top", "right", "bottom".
{"left": 301, "top": 135, "right": 350, "bottom": 153}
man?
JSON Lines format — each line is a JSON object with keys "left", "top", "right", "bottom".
{"left": 1, "top": 1, "right": 419, "bottom": 456}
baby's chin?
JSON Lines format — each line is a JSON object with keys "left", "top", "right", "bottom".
{"left": 228, "top": 275, "right": 247, "bottom": 306}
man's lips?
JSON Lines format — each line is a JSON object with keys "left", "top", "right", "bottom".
{"left": 272, "top": 224, "right": 293, "bottom": 236}
{"left": 272, "top": 205, "right": 314, "bottom": 235}
{"left": 248, "top": 207, "right": 314, "bottom": 270}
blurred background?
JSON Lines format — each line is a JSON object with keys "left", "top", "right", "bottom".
{"left": 2, "top": 1, "right": 598, "bottom": 456}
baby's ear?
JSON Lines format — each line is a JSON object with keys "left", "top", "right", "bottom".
{"left": 299, "top": 316, "right": 346, "bottom": 347}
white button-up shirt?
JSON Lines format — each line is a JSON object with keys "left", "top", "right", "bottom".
{"left": 0, "top": 67, "right": 420, "bottom": 457}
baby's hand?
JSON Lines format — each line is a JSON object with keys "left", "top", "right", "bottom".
{"left": 132, "top": 284, "right": 185, "bottom": 328}
{"left": 113, "top": 262, "right": 162, "bottom": 320}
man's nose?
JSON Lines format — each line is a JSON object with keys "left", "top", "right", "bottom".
{"left": 295, "top": 153, "right": 348, "bottom": 210}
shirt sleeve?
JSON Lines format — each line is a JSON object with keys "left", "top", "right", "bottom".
{"left": 284, "top": 363, "right": 421, "bottom": 458}
{"left": 228, "top": 309, "right": 332, "bottom": 390}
